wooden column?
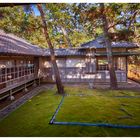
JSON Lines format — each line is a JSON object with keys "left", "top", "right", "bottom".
{"left": 126, "top": 56, "right": 128, "bottom": 82}
{"left": 34, "top": 57, "right": 40, "bottom": 80}
{"left": 126, "top": 48, "right": 128, "bottom": 82}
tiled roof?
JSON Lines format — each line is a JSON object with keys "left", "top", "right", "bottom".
{"left": 0, "top": 31, "right": 139, "bottom": 57}
{"left": 95, "top": 52, "right": 140, "bottom": 56}
{"left": 44, "top": 48, "right": 140, "bottom": 57}
{"left": 81, "top": 36, "right": 139, "bottom": 49}
{"left": 44, "top": 48, "right": 86, "bottom": 56}
{"left": 0, "top": 30, "right": 44, "bottom": 56}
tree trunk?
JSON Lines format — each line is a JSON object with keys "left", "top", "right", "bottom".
{"left": 37, "top": 4, "right": 64, "bottom": 94}
{"left": 100, "top": 4, "right": 118, "bottom": 89}
{"left": 61, "top": 26, "right": 72, "bottom": 48}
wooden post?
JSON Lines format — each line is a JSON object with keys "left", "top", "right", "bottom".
{"left": 24, "top": 83, "right": 28, "bottom": 92}
{"left": 9, "top": 89, "right": 15, "bottom": 101}
{"left": 33, "top": 80, "right": 37, "bottom": 87}
{"left": 34, "top": 57, "right": 39, "bottom": 79}
{"left": 125, "top": 48, "right": 128, "bottom": 82}
{"left": 126, "top": 56, "right": 128, "bottom": 82}
{"left": 39, "top": 77, "right": 41, "bottom": 86}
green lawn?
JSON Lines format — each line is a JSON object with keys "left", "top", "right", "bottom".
{"left": 0, "top": 86, "right": 140, "bottom": 137}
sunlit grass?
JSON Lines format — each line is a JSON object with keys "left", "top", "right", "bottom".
{"left": 128, "top": 64, "right": 140, "bottom": 83}
{"left": 57, "top": 95, "right": 140, "bottom": 125}
{"left": 0, "top": 86, "right": 140, "bottom": 137}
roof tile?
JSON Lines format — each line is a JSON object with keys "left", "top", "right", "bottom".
{"left": 0, "top": 30, "right": 44, "bottom": 56}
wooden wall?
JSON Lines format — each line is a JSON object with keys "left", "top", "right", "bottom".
{"left": 40, "top": 56, "right": 127, "bottom": 83}
{"left": 0, "top": 55, "right": 40, "bottom": 95}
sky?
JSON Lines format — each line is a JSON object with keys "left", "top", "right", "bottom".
{"left": 31, "top": 5, "right": 40, "bottom": 16}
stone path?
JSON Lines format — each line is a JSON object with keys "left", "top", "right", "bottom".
{"left": 0, "top": 84, "right": 54, "bottom": 121}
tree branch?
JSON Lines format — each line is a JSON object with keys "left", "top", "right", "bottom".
{"left": 128, "top": 10, "right": 139, "bottom": 30}
{"left": 108, "top": 10, "right": 139, "bottom": 30}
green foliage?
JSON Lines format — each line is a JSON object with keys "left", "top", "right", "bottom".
{"left": 0, "top": 6, "right": 48, "bottom": 48}
{"left": 81, "top": 3, "right": 140, "bottom": 42}
{"left": 0, "top": 3, "right": 139, "bottom": 48}
{"left": 44, "top": 3, "right": 93, "bottom": 48}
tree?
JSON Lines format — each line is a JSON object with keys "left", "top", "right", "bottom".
{"left": 0, "top": 3, "right": 139, "bottom": 89}
{"left": 44, "top": 3, "right": 93, "bottom": 48}
{"left": 0, "top": 4, "right": 94, "bottom": 48}
{"left": 0, "top": 4, "right": 65, "bottom": 94}
{"left": 0, "top": 5, "right": 48, "bottom": 48}
{"left": 45, "top": 4, "right": 73, "bottom": 48}
{"left": 37, "top": 4, "right": 64, "bottom": 94}
{"left": 81, "top": 3, "right": 118, "bottom": 89}
{"left": 81, "top": 3, "right": 140, "bottom": 89}
{"left": 100, "top": 3, "right": 118, "bottom": 89}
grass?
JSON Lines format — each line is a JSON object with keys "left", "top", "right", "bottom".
{"left": 0, "top": 86, "right": 140, "bottom": 137}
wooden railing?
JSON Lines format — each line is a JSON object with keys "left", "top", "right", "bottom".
{"left": 43, "top": 67, "right": 127, "bottom": 83}
{"left": 0, "top": 66, "right": 37, "bottom": 94}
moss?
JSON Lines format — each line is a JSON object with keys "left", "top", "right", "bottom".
{"left": 0, "top": 86, "right": 140, "bottom": 137}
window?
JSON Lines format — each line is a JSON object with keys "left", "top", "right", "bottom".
{"left": 0, "top": 59, "right": 35, "bottom": 83}
{"left": 117, "top": 57, "right": 126, "bottom": 71}
{"left": 0, "top": 59, "right": 36, "bottom": 91}
{"left": 66, "top": 59, "right": 85, "bottom": 68}
{"left": 97, "top": 57, "right": 120, "bottom": 71}
{"left": 0, "top": 60, "right": 15, "bottom": 83}
{"left": 98, "top": 59, "right": 108, "bottom": 70}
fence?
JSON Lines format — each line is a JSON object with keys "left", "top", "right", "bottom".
{"left": 43, "top": 67, "right": 127, "bottom": 83}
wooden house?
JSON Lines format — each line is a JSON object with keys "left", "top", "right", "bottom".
{"left": 0, "top": 31, "right": 139, "bottom": 100}
{"left": 41, "top": 36, "right": 139, "bottom": 83}
{"left": 0, "top": 30, "right": 44, "bottom": 100}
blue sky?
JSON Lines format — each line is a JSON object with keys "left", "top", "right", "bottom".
{"left": 32, "top": 5, "right": 40, "bottom": 16}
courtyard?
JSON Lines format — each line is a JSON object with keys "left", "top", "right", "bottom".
{"left": 0, "top": 3, "right": 140, "bottom": 138}
{"left": 0, "top": 85, "right": 140, "bottom": 137}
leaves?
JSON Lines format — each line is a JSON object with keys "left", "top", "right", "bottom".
{"left": 0, "top": 3, "right": 139, "bottom": 47}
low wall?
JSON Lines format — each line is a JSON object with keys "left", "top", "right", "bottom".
{"left": 41, "top": 67, "right": 127, "bottom": 83}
